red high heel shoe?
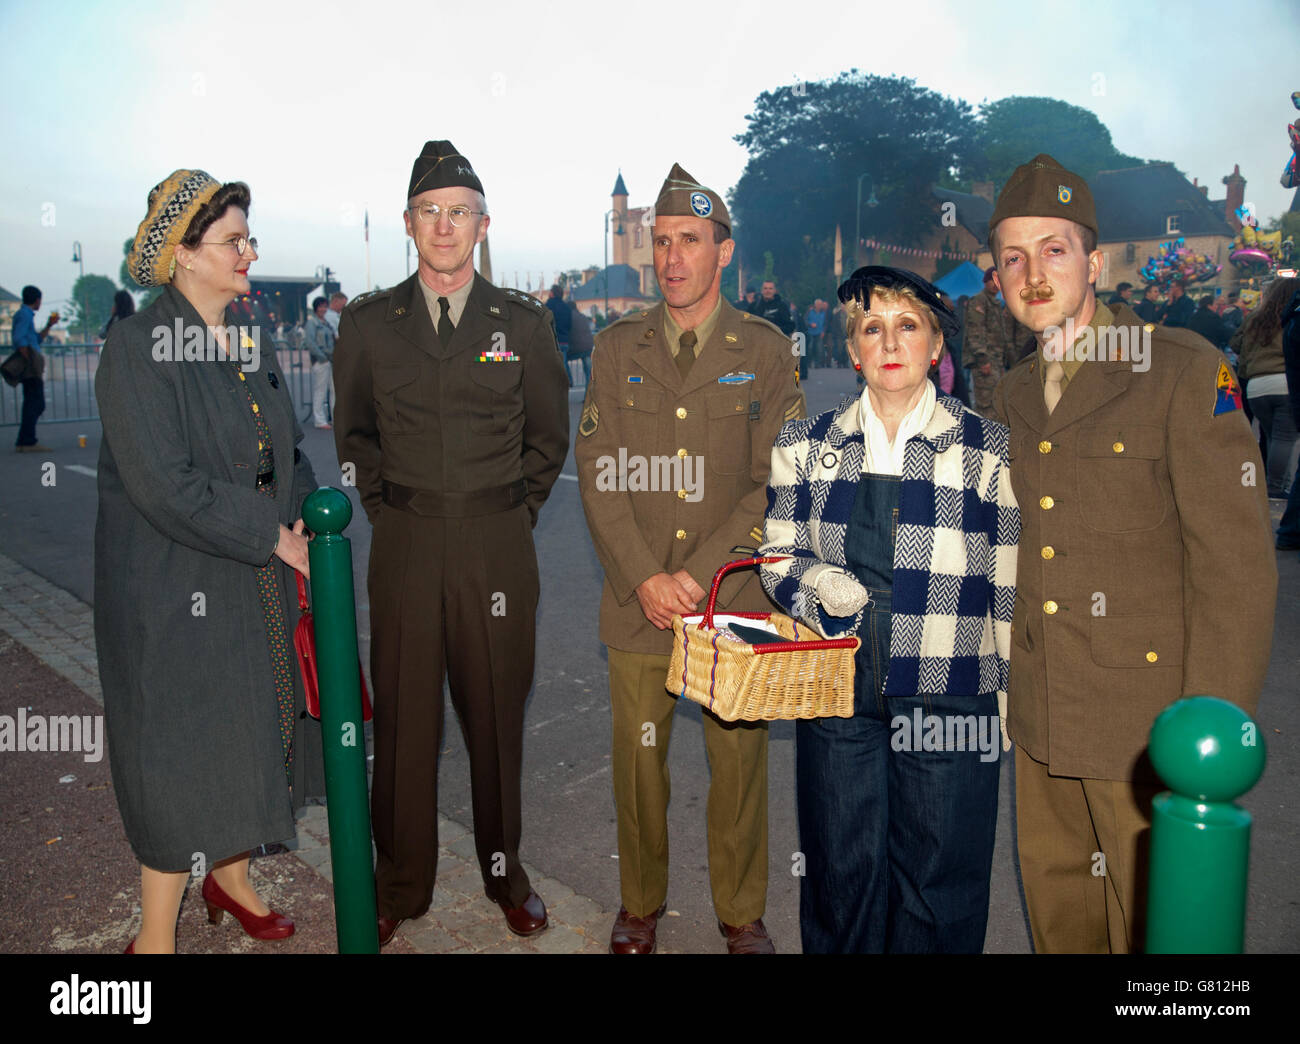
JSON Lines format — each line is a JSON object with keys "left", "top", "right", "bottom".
{"left": 201, "top": 872, "right": 295, "bottom": 940}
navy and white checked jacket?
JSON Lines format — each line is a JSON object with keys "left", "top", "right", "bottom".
{"left": 759, "top": 393, "right": 1019, "bottom": 704}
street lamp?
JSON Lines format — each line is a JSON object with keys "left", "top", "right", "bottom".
{"left": 71, "top": 241, "right": 88, "bottom": 343}
{"left": 603, "top": 208, "right": 624, "bottom": 326}
{"left": 854, "top": 174, "right": 879, "bottom": 271}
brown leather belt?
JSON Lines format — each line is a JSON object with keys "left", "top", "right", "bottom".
{"left": 382, "top": 478, "right": 527, "bottom": 518}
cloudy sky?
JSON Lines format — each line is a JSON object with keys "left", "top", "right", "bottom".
{"left": 2, "top": 0, "right": 1296, "bottom": 318}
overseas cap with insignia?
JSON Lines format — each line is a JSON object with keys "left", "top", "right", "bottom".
{"left": 988, "top": 152, "right": 1099, "bottom": 242}
{"left": 408, "top": 140, "right": 485, "bottom": 200}
{"left": 654, "top": 163, "right": 730, "bottom": 236}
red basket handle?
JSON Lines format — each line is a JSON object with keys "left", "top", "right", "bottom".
{"left": 295, "top": 571, "right": 310, "bottom": 612}
{"left": 700, "top": 556, "right": 789, "bottom": 630}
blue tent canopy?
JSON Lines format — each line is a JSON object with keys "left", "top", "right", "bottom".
{"left": 934, "top": 262, "right": 986, "bottom": 301}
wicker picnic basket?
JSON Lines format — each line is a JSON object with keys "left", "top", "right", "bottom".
{"left": 666, "top": 557, "right": 859, "bottom": 722}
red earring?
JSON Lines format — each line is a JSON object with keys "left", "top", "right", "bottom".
{"left": 930, "top": 358, "right": 939, "bottom": 367}
{"left": 853, "top": 362, "right": 862, "bottom": 371}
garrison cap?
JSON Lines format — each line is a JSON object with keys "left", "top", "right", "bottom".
{"left": 989, "top": 153, "right": 1099, "bottom": 242}
{"left": 653, "top": 163, "right": 730, "bottom": 235}
{"left": 408, "top": 140, "right": 484, "bottom": 200}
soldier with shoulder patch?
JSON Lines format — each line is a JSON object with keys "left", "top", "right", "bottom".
{"left": 332, "top": 140, "right": 569, "bottom": 948}
{"left": 575, "top": 163, "right": 804, "bottom": 954}
{"left": 989, "top": 153, "right": 1277, "bottom": 954}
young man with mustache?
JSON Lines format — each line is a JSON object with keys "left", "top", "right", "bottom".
{"left": 989, "top": 154, "right": 1276, "bottom": 953}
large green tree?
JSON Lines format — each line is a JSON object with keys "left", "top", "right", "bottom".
{"left": 67, "top": 274, "right": 119, "bottom": 340}
{"left": 730, "top": 72, "right": 981, "bottom": 300}
{"left": 971, "top": 97, "right": 1147, "bottom": 186}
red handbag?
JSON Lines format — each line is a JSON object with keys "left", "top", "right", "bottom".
{"left": 293, "top": 572, "right": 373, "bottom": 722}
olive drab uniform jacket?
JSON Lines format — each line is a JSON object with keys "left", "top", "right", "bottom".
{"left": 576, "top": 300, "right": 805, "bottom": 655}
{"left": 332, "top": 273, "right": 569, "bottom": 525}
{"left": 992, "top": 303, "right": 1277, "bottom": 781}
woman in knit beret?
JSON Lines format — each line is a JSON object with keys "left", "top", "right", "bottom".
{"left": 96, "top": 171, "right": 323, "bottom": 953}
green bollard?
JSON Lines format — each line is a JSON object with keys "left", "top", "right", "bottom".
{"left": 302, "top": 488, "right": 379, "bottom": 954}
{"left": 1146, "top": 696, "right": 1266, "bottom": 954}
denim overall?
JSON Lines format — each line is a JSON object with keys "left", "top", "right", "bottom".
{"left": 795, "top": 473, "right": 1000, "bottom": 953}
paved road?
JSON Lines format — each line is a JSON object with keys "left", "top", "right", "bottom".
{"left": 1, "top": 363, "right": 1295, "bottom": 953}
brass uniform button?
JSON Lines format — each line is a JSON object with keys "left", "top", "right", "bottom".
{"left": 1113, "top": 441, "right": 1125, "bottom": 453}
{"left": 1043, "top": 600, "right": 1059, "bottom": 615}
{"left": 677, "top": 489, "right": 687, "bottom": 500}
{"left": 1039, "top": 495, "right": 1054, "bottom": 510}
{"left": 675, "top": 407, "right": 687, "bottom": 419}
{"left": 1146, "top": 651, "right": 1158, "bottom": 663}
{"left": 1038, "top": 440, "right": 1052, "bottom": 454}
{"left": 677, "top": 448, "right": 687, "bottom": 458}
{"left": 1143, "top": 323, "right": 1155, "bottom": 333}
{"left": 1041, "top": 546, "right": 1055, "bottom": 560}
{"left": 675, "top": 529, "right": 686, "bottom": 540}
{"left": 735, "top": 403, "right": 744, "bottom": 412}
{"left": 626, "top": 398, "right": 634, "bottom": 406}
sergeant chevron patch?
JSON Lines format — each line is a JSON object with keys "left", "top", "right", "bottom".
{"left": 579, "top": 401, "right": 599, "bottom": 437}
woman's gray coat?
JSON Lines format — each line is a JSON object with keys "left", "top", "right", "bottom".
{"left": 94, "top": 284, "right": 325, "bottom": 872}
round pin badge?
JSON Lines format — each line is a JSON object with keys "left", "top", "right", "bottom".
{"left": 690, "top": 192, "right": 712, "bottom": 217}
{"left": 821, "top": 451, "right": 839, "bottom": 470}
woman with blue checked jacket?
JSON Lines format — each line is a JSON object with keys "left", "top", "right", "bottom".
{"left": 759, "top": 266, "right": 1020, "bottom": 953}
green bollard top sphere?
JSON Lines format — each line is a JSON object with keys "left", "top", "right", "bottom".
{"left": 302, "top": 487, "right": 353, "bottom": 535}
{"left": 1148, "top": 696, "right": 1266, "bottom": 803}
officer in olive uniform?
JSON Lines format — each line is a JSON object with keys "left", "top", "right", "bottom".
{"left": 963, "top": 267, "right": 1031, "bottom": 418}
{"left": 333, "top": 141, "right": 569, "bottom": 945}
{"left": 988, "top": 154, "right": 1277, "bottom": 953}
{"left": 576, "top": 164, "right": 804, "bottom": 954}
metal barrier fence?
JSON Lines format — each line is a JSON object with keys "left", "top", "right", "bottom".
{"left": 1, "top": 342, "right": 318, "bottom": 428}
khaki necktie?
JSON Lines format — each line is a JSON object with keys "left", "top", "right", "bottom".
{"left": 676, "top": 329, "right": 697, "bottom": 381}
{"left": 1043, "top": 360, "right": 1065, "bottom": 414}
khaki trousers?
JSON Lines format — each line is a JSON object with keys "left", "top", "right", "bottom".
{"left": 608, "top": 649, "right": 768, "bottom": 926}
{"left": 1015, "top": 745, "right": 1159, "bottom": 953}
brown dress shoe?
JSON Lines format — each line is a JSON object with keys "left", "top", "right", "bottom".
{"left": 492, "top": 889, "right": 548, "bottom": 937}
{"left": 610, "top": 903, "right": 668, "bottom": 954}
{"left": 719, "top": 918, "right": 775, "bottom": 954}
{"left": 377, "top": 915, "right": 405, "bottom": 947}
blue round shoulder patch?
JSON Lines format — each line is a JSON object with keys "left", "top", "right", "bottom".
{"left": 690, "top": 192, "right": 712, "bottom": 217}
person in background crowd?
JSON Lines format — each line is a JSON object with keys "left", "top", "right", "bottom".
{"left": 304, "top": 295, "right": 336, "bottom": 430}
{"left": 1106, "top": 281, "right": 1134, "bottom": 308}
{"left": 11, "top": 284, "right": 55, "bottom": 452}
{"left": 1134, "top": 283, "right": 1161, "bottom": 323}
{"left": 325, "top": 291, "right": 347, "bottom": 334}
{"left": 936, "top": 291, "right": 970, "bottom": 405}
{"left": 98, "top": 170, "right": 322, "bottom": 953}
{"left": 100, "top": 290, "right": 136, "bottom": 340}
{"left": 546, "top": 284, "right": 572, "bottom": 378}
{"left": 1232, "top": 276, "right": 1300, "bottom": 499}
{"left": 760, "top": 265, "right": 1016, "bottom": 953}
{"left": 1220, "top": 290, "right": 1245, "bottom": 336}
{"left": 1187, "top": 293, "right": 1232, "bottom": 352}
{"left": 566, "top": 298, "right": 593, "bottom": 386}
{"left": 963, "top": 267, "right": 1021, "bottom": 419}
{"left": 743, "top": 286, "right": 758, "bottom": 312}
{"left": 988, "top": 152, "right": 1276, "bottom": 954}
{"left": 1159, "top": 278, "right": 1195, "bottom": 327}
{"left": 1276, "top": 289, "right": 1300, "bottom": 549}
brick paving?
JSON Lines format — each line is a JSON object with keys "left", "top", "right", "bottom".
{"left": 0, "top": 551, "right": 613, "bottom": 954}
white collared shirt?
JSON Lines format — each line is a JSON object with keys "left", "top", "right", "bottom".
{"left": 858, "top": 379, "right": 937, "bottom": 476}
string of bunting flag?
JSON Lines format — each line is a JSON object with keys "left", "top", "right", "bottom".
{"left": 860, "top": 238, "right": 981, "bottom": 261}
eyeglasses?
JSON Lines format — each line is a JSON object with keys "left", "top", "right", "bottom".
{"left": 199, "top": 236, "right": 258, "bottom": 256}
{"left": 407, "top": 203, "right": 485, "bottom": 228}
